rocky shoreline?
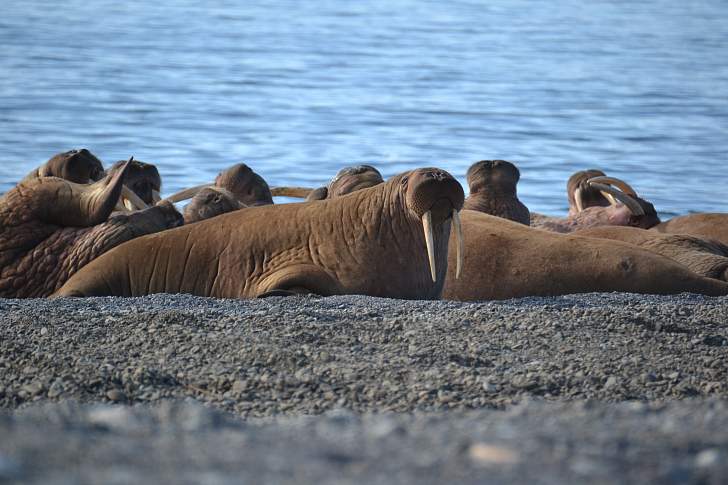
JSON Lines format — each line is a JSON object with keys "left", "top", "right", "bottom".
{"left": 1, "top": 293, "right": 727, "bottom": 483}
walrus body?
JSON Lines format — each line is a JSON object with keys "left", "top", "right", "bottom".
{"left": 652, "top": 214, "right": 728, "bottom": 247}
{"left": 0, "top": 162, "right": 182, "bottom": 298}
{"left": 462, "top": 160, "right": 530, "bottom": 225}
{"left": 575, "top": 226, "right": 728, "bottom": 281}
{"left": 55, "top": 169, "right": 464, "bottom": 299}
{"left": 443, "top": 210, "right": 728, "bottom": 301}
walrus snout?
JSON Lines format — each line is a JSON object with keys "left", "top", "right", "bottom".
{"left": 405, "top": 168, "right": 465, "bottom": 282}
{"left": 405, "top": 168, "right": 464, "bottom": 219}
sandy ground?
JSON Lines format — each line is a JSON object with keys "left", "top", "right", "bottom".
{"left": 1, "top": 293, "right": 727, "bottom": 483}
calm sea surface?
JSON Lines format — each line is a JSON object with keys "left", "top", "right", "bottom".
{"left": 1, "top": 0, "right": 727, "bottom": 216}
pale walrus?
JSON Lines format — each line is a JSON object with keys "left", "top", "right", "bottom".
{"left": 462, "top": 160, "right": 530, "bottom": 225}
{"left": 442, "top": 210, "right": 728, "bottom": 300}
{"left": 54, "top": 168, "right": 465, "bottom": 299}
{"left": 652, "top": 214, "right": 728, "bottom": 247}
{"left": 531, "top": 175, "right": 660, "bottom": 233}
{"left": 0, "top": 161, "right": 183, "bottom": 298}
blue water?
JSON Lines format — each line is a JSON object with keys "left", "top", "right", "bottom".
{"left": 1, "top": 0, "right": 727, "bottom": 217}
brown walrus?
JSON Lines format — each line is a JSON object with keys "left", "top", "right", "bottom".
{"left": 305, "top": 165, "right": 385, "bottom": 201}
{"left": 0, "top": 161, "right": 183, "bottom": 298}
{"left": 462, "top": 160, "right": 530, "bottom": 225}
{"left": 566, "top": 169, "right": 610, "bottom": 215}
{"left": 178, "top": 164, "right": 274, "bottom": 224}
{"left": 442, "top": 210, "right": 728, "bottom": 300}
{"left": 281, "top": 165, "right": 728, "bottom": 299}
{"left": 575, "top": 226, "right": 728, "bottom": 282}
{"left": 652, "top": 214, "right": 728, "bottom": 247}
{"left": 54, "top": 168, "right": 465, "bottom": 299}
{"left": 21, "top": 149, "right": 104, "bottom": 185}
{"left": 183, "top": 187, "right": 244, "bottom": 224}
{"left": 106, "top": 158, "right": 162, "bottom": 207}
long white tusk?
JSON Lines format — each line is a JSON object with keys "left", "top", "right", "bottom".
{"left": 121, "top": 185, "right": 149, "bottom": 211}
{"left": 590, "top": 182, "right": 645, "bottom": 216}
{"left": 270, "top": 186, "right": 313, "bottom": 198}
{"left": 452, "top": 209, "right": 463, "bottom": 279}
{"left": 422, "top": 210, "right": 437, "bottom": 283}
{"left": 163, "top": 183, "right": 215, "bottom": 204}
{"left": 574, "top": 187, "right": 585, "bottom": 212}
{"left": 587, "top": 176, "right": 639, "bottom": 197}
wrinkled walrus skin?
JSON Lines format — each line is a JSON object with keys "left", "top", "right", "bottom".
{"left": 652, "top": 214, "right": 728, "bottom": 247}
{"left": 442, "top": 210, "right": 728, "bottom": 301}
{"left": 55, "top": 169, "right": 465, "bottom": 299}
{"left": 575, "top": 226, "right": 728, "bottom": 281}
{"left": 0, "top": 163, "right": 183, "bottom": 298}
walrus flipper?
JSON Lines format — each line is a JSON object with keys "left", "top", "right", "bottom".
{"left": 257, "top": 264, "right": 342, "bottom": 297}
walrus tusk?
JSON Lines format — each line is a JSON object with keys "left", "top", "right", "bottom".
{"left": 574, "top": 187, "right": 585, "bottom": 212}
{"left": 422, "top": 210, "right": 437, "bottom": 283}
{"left": 452, "top": 209, "right": 463, "bottom": 279}
{"left": 163, "top": 184, "right": 215, "bottom": 204}
{"left": 120, "top": 186, "right": 149, "bottom": 211}
{"left": 152, "top": 190, "right": 162, "bottom": 204}
{"left": 270, "top": 186, "right": 313, "bottom": 198}
{"left": 589, "top": 182, "right": 645, "bottom": 216}
{"left": 587, "top": 176, "right": 639, "bottom": 197}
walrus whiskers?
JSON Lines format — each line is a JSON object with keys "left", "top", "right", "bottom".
{"left": 422, "top": 210, "right": 437, "bottom": 282}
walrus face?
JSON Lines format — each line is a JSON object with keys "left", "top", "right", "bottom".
{"left": 401, "top": 168, "right": 465, "bottom": 281}
{"left": 183, "top": 187, "right": 244, "bottom": 224}
{"left": 107, "top": 159, "right": 162, "bottom": 206}
{"left": 41, "top": 149, "right": 104, "bottom": 184}
{"left": 466, "top": 160, "right": 520, "bottom": 195}
{"left": 567, "top": 169, "right": 612, "bottom": 216}
{"left": 215, "top": 163, "right": 273, "bottom": 207}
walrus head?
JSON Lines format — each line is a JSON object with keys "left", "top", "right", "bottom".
{"left": 183, "top": 187, "right": 244, "bottom": 224}
{"left": 462, "top": 160, "right": 530, "bottom": 225}
{"left": 466, "top": 160, "right": 520, "bottom": 196}
{"left": 400, "top": 168, "right": 465, "bottom": 281}
{"left": 31, "top": 149, "right": 104, "bottom": 185}
{"left": 567, "top": 169, "right": 609, "bottom": 215}
{"left": 215, "top": 163, "right": 273, "bottom": 207}
{"left": 307, "top": 164, "right": 385, "bottom": 201}
{"left": 107, "top": 159, "right": 162, "bottom": 207}
{"left": 573, "top": 176, "right": 661, "bottom": 229}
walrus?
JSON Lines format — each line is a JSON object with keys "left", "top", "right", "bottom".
{"left": 277, "top": 166, "right": 728, "bottom": 299}
{"left": 462, "top": 160, "right": 530, "bottom": 225}
{"left": 442, "top": 210, "right": 728, "bottom": 300}
{"left": 574, "top": 226, "right": 728, "bottom": 281}
{"left": 183, "top": 187, "right": 244, "bottom": 224}
{"left": 173, "top": 164, "right": 274, "bottom": 224}
{"left": 531, "top": 176, "right": 660, "bottom": 233}
{"left": 105, "top": 158, "right": 162, "bottom": 207}
{"left": 305, "top": 165, "right": 385, "bottom": 201}
{"left": 566, "top": 169, "right": 610, "bottom": 215}
{"left": 0, "top": 161, "right": 183, "bottom": 298}
{"left": 652, "top": 214, "right": 728, "bottom": 247}
{"left": 20, "top": 149, "right": 104, "bottom": 185}
{"left": 54, "top": 168, "right": 465, "bottom": 299}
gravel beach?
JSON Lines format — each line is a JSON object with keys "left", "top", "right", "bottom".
{"left": 1, "top": 293, "right": 728, "bottom": 483}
